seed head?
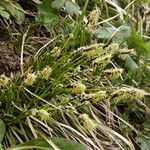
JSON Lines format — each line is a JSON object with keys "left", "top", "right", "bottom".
{"left": 0, "top": 74, "right": 10, "bottom": 86}
{"left": 84, "top": 91, "right": 107, "bottom": 103}
{"left": 51, "top": 47, "right": 61, "bottom": 58}
{"left": 72, "top": 82, "right": 86, "bottom": 94}
{"left": 41, "top": 66, "right": 52, "bottom": 80}
{"left": 111, "top": 87, "right": 145, "bottom": 103}
{"left": 117, "top": 48, "right": 136, "bottom": 60}
{"left": 25, "top": 73, "right": 37, "bottom": 86}
{"left": 83, "top": 47, "right": 104, "bottom": 58}
{"left": 89, "top": 6, "right": 100, "bottom": 27}
{"left": 103, "top": 68, "right": 123, "bottom": 80}
{"left": 38, "top": 109, "right": 50, "bottom": 121}
{"left": 93, "top": 54, "right": 112, "bottom": 69}
{"left": 105, "top": 43, "right": 119, "bottom": 55}
{"left": 79, "top": 114, "right": 97, "bottom": 131}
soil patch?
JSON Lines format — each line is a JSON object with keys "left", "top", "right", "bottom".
{"left": 0, "top": 42, "right": 20, "bottom": 75}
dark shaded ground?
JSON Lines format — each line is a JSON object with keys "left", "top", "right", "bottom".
{"left": 0, "top": 42, "right": 20, "bottom": 75}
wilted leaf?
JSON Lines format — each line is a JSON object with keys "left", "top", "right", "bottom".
{"left": 65, "top": 1, "right": 80, "bottom": 16}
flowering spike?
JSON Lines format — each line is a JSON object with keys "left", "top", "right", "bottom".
{"left": 25, "top": 73, "right": 37, "bottom": 86}
{"left": 41, "top": 66, "right": 53, "bottom": 80}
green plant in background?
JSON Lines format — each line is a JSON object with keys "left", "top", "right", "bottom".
{"left": 0, "top": 0, "right": 25, "bottom": 23}
{"left": 36, "top": 0, "right": 80, "bottom": 34}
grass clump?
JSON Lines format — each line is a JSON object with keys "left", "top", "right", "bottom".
{"left": 0, "top": 38, "right": 148, "bottom": 149}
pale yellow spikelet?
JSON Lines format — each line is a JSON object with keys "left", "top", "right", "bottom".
{"left": 41, "top": 66, "right": 52, "bottom": 80}
{"left": 89, "top": 6, "right": 100, "bottom": 27}
{"left": 81, "top": 43, "right": 104, "bottom": 57}
{"left": 51, "top": 47, "right": 61, "bottom": 58}
{"left": 69, "top": 33, "right": 74, "bottom": 39}
{"left": 93, "top": 54, "right": 112, "bottom": 68}
{"left": 103, "top": 68, "right": 123, "bottom": 80}
{"left": 71, "top": 82, "right": 86, "bottom": 94}
{"left": 38, "top": 109, "right": 50, "bottom": 121}
{"left": 111, "top": 87, "right": 145, "bottom": 103}
{"left": 130, "top": 88, "right": 145, "bottom": 100}
{"left": 83, "top": 47, "right": 104, "bottom": 57}
{"left": 79, "top": 114, "right": 97, "bottom": 131}
{"left": 0, "top": 74, "right": 10, "bottom": 86}
{"left": 84, "top": 91, "right": 106, "bottom": 103}
{"left": 117, "top": 48, "right": 136, "bottom": 60}
{"left": 25, "top": 73, "right": 37, "bottom": 86}
{"left": 105, "top": 43, "right": 119, "bottom": 55}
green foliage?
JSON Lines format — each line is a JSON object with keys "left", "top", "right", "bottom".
{"left": 36, "top": 0, "right": 59, "bottom": 33}
{"left": 7, "top": 138, "right": 86, "bottom": 150}
{"left": 96, "top": 25, "right": 131, "bottom": 45}
{"left": 136, "top": 124, "right": 150, "bottom": 150}
{"left": 64, "top": 1, "right": 80, "bottom": 16}
{"left": 52, "top": 137, "right": 86, "bottom": 150}
{"left": 51, "top": 0, "right": 80, "bottom": 16}
{"left": 0, "top": 1, "right": 25, "bottom": 24}
{"left": 0, "top": 120, "right": 6, "bottom": 144}
{"left": 0, "top": 5, "right": 10, "bottom": 19}
{"left": 36, "top": 0, "right": 79, "bottom": 34}
{"left": 135, "top": 0, "right": 150, "bottom": 3}
{"left": 127, "top": 30, "right": 150, "bottom": 57}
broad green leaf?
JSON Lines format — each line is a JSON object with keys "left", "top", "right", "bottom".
{"left": 36, "top": 0, "right": 59, "bottom": 32}
{"left": 51, "top": 0, "right": 65, "bottom": 9}
{"left": 136, "top": 136, "right": 150, "bottom": 150}
{"left": 0, "top": 119, "right": 6, "bottom": 144}
{"left": 0, "top": 5, "right": 10, "bottom": 19}
{"left": 96, "top": 25, "right": 131, "bottom": 39}
{"left": 0, "top": 10, "right": 10, "bottom": 19}
{"left": 65, "top": 1, "right": 80, "bottom": 16}
{"left": 125, "top": 55, "right": 138, "bottom": 72}
{"left": 0, "top": 2, "right": 25, "bottom": 24}
{"left": 52, "top": 137, "right": 86, "bottom": 150}
{"left": 116, "top": 26, "right": 131, "bottom": 38}
{"left": 0, "top": 5, "right": 4, "bottom": 11}
{"left": 7, "top": 138, "right": 86, "bottom": 150}
{"left": 96, "top": 26, "right": 116, "bottom": 39}
{"left": 7, "top": 139, "right": 53, "bottom": 150}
